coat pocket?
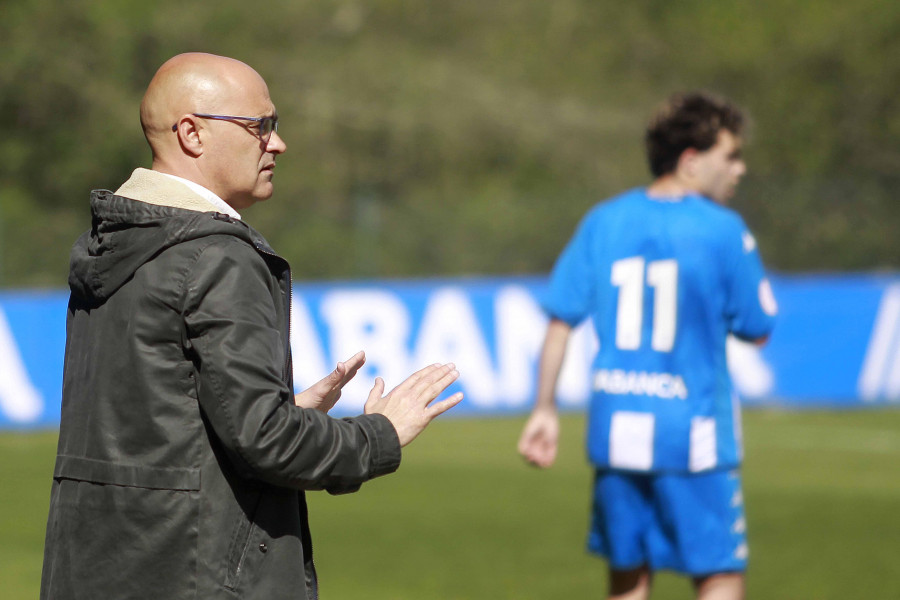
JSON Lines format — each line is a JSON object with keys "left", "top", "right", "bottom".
{"left": 223, "top": 490, "right": 263, "bottom": 591}
{"left": 44, "top": 458, "right": 200, "bottom": 600}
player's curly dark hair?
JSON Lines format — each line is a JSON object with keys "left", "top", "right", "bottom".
{"left": 645, "top": 91, "right": 745, "bottom": 177}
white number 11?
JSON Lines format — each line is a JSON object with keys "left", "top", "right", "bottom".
{"left": 610, "top": 257, "right": 678, "bottom": 352}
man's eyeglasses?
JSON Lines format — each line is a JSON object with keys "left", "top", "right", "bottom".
{"left": 172, "top": 113, "right": 279, "bottom": 142}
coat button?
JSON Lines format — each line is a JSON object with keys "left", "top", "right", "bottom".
{"left": 259, "top": 543, "right": 268, "bottom": 553}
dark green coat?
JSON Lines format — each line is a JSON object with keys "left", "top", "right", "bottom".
{"left": 41, "top": 170, "right": 401, "bottom": 599}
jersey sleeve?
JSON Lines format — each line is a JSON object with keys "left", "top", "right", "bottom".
{"left": 723, "top": 219, "right": 777, "bottom": 341}
{"left": 542, "top": 209, "right": 599, "bottom": 327}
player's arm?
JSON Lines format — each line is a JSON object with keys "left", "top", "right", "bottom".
{"left": 517, "top": 318, "right": 572, "bottom": 468}
{"left": 521, "top": 207, "right": 596, "bottom": 468}
{"left": 725, "top": 225, "right": 777, "bottom": 344}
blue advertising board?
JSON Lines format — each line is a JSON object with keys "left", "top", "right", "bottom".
{"left": 1, "top": 273, "right": 899, "bottom": 429}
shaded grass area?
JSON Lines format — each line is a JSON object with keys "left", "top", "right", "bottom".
{"left": 5, "top": 410, "right": 900, "bottom": 598}
{"left": 0, "top": 431, "right": 57, "bottom": 596}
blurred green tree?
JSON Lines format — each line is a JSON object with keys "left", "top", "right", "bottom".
{"left": 0, "top": 0, "right": 897, "bottom": 288}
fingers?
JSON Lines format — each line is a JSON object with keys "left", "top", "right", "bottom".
{"left": 383, "top": 363, "right": 457, "bottom": 408}
{"left": 313, "top": 351, "right": 365, "bottom": 402}
{"left": 422, "top": 368, "right": 460, "bottom": 406}
{"left": 331, "top": 350, "right": 365, "bottom": 387}
{"left": 313, "top": 363, "right": 344, "bottom": 395}
{"left": 517, "top": 430, "right": 536, "bottom": 456}
{"left": 517, "top": 415, "right": 558, "bottom": 468}
{"left": 424, "top": 392, "right": 464, "bottom": 419}
{"left": 517, "top": 417, "right": 545, "bottom": 448}
{"left": 369, "top": 376, "right": 385, "bottom": 400}
{"left": 340, "top": 350, "right": 366, "bottom": 382}
{"left": 394, "top": 362, "right": 444, "bottom": 392}
{"left": 372, "top": 364, "right": 464, "bottom": 447}
{"left": 517, "top": 429, "right": 541, "bottom": 462}
{"left": 363, "top": 362, "right": 459, "bottom": 418}
{"left": 406, "top": 363, "right": 458, "bottom": 400}
{"left": 363, "top": 377, "right": 386, "bottom": 413}
{"left": 519, "top": 438, "right": 553, "bottom": 467}
{"left": 527, "top": 454, "right": 554, "bottom": 469}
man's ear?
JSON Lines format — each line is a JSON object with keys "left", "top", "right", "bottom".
{"left": 172, "top": 116, "right": 204, "bottom": 158}
{"left": 676, "top": 147, "right": 699, "bottom": 177}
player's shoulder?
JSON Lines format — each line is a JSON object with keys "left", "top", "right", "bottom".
{"left": 693, "top": 194, "right": 744, "bottom": 219}
{"left": 685, "top": 195, "right": 749, "bottom": 232}
{"left": 684, "top": 197, "right": 763, "bottom": 260}
{"left": 583, "top": 188, "right": 648, "bottom": 221}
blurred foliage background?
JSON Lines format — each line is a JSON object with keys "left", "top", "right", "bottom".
{"left": 1, "top": 0, "right": 898, "bottom": 288}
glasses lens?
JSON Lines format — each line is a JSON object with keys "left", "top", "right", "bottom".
{"left": 259, "top": 117, "right": 277, "bottom": 140}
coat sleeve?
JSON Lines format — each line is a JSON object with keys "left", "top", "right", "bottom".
{"left": 181, "top": 236, "right": 400, "bottom": 493}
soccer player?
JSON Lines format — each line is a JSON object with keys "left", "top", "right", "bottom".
{"left": 518, "top": 92, "right": 777, "bottom": 600}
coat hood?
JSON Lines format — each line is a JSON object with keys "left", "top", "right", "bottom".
{"left": 69, "top": 169, "right": 264, "bottom": 303}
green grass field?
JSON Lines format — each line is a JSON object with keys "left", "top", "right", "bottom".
{"left": 5, "top": 410, "right": 900, "bottom": 599}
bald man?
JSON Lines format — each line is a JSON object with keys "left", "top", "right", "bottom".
{"left": 40, "top": 53, "right": 462, "bottom": 600}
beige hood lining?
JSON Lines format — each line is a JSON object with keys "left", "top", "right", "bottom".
{"left": 115, "top": 168, "right": 220, "bottom": 213}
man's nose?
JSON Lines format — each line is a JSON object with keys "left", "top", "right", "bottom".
{"left": 267, "top": 131, "right": 287, "bottom": 154}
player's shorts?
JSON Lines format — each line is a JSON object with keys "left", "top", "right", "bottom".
{"left": 587, "top": 468, "right": 748, "bottom": 576}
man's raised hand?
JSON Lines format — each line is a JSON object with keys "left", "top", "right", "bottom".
{"left": 364, "top": 363, "right": 463, "bottom": 447}
{"left": 294, "top": 351, "right": 366, "bottom": 413}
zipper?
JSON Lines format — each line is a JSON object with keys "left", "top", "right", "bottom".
{"left": 285, "top": 266, "right": 293, "bottom": 381}
{"left": 251, "top": 242, "right": 292, "bottom": 381}
{"left": 211, "top": 214, "right": 292, "bottom": 378}
{"left": 223, "top": 216, "right": 316, "bottom": 597}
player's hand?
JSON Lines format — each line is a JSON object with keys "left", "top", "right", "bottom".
{"left": 518, "top": 408, "right": 559, "bottom": 468}
{"left": 364, "top": 363, "right": 464, "bottom": 447}
{"left": 294, "top": 351, "right": 366, "bottom": 414}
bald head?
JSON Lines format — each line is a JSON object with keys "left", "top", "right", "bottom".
{"left": 140, "top": 53, "right": 268, "bottom": 161}
{"left": 138, "top": 53, "right": 286, "bottom": 209}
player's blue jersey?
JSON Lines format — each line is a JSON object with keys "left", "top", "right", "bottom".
{"left": 544, "top": 188, "right": 777, "bottom": 473}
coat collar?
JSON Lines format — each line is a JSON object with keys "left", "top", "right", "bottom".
{"left": 115, "top": 168, "right": 228, "bottom": 215}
